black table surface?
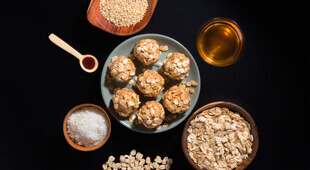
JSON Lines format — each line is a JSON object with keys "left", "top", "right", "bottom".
{"left": 0, "top": 0, "right": 308, "bottom": 169}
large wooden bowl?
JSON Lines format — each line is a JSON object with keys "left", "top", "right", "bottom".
{"left": 63, "top": 103, "right": 111, "bottom": 151}
{"left": 182, "top": 101, "right": 259, "bottom": 169}
{"left": 87, "top": 0, "right": 158, "bottom": 36}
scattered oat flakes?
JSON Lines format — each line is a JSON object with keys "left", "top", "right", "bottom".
{"left": 159, "top": 45, "right": 168, "bottom": 52}
{"left": 183, "top": 80, "right": 199, "bottom": 87}
{"left": 128, "top": 54, "right": 135, "bottom": 60}
{"left": 135, "top": 119, "right": 142, "bottom": 125}
{"left": 165, "top": 113, "right": 177, "bottom": 121}
{"left": 188, "top": 80, "right": 198, "bottom": 87}
{"left": 164, "top": 77, "right": 170, "bottom": 84}
{"left": 162, "top": 157, "right": 168, "bottom": 164}
{"left": 128, "top": 113, "right": 135, "bottom": 124}
{"left": 130, "top": 149, "right": 136, "bottom": 156}
{"left": 162, "top": 123, "right": 169, "bottom": 128}
{"left": 128, "top": 79, "right": 135, "bottom": 85}
{"left": 102, "top": 150, "right": 173, "bottom": 170}
{"left": 106, "top": 73, "right": 114, "bottom": 83}
{"left": 188, "top": 88, "right": 195, "bottom": 94}
{"left": 154, "top": 156, "right": 162, "bottom": 163}
{"left": 136, "top": 152, "right": 143, "bottom": 160}
{"left": 186, "top": 82, "right": 191, "bottom": 87}
{"left": 108, "top": 85, "right": 116, "bottom": 91}
{"left": 146, "top": 157, "right": 151, "bottom": 164}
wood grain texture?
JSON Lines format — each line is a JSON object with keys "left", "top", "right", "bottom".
{"left": 87, "top": 0, "right": 158, "bottom": 36}
{"left": 63, "top": 103, "right": 111, "bottom": 152}
{"left": 181, "top": 101, "right": 259, "bottom": 170}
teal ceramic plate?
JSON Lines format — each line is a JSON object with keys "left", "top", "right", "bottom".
{"left": 100, "top": 34, "right": 200, "bottom": 133}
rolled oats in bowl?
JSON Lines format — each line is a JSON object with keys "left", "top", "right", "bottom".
{"left": 187, "top": 107, "right": 254, "bottom": 170}
{"left": 163, "top": 52, "right": 190, "bottom": 80}
{"left": 137, "top": 101, "right": 165, "bottom": 129}
{"left": 134, "top": 39, "right": 162, "bottom": 65}
{"left": 109, "top": 55, "right": 136, "bottom": 83}
{"left": 162, "top": 84, "right": 191, "bottom": 114}
{"left": 135, "top": 69, "right": 165, "bottom": 98}
{"left": 112, "top": 88, "right": 140, "bottom": 117}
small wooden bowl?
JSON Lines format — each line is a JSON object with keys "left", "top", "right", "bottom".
{"left": 63, "top": 103, "right": 111, "bottom": 151}
{"left": 182, "top": 101, "right": 259, "bottom": 169}
{"left": 87, "top": 0, "right": 158, "bottom": 36}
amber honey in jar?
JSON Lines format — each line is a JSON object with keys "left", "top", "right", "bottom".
{"left": 197, "top": 18, "right": 244, "bottom": 67}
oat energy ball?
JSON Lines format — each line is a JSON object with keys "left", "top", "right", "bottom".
{"left": 136, "top": 69, "right": 165, "bottom": 98}
{"left": 134, "top": 39, "right": 162, "bottom": 65}
{"left": 109, "top": 55, "right": 136, "bottom": 83}
{"left": 163, "top": 52, "right": 190, "bottom": 80}
{"left": 162, "top": 85, "right": 191, "bottom": 114}
{"left": 112, "top": 88, "right": 140, "bottom": 117}
{"left": 137, "top": 101, "right": 165, "bottom": 128}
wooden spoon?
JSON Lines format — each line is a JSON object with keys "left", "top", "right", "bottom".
{"left": 48, "top": 33, "right": 98, "bottom": 73}
{"left": 87, "top": 0, "right": 158, "bottom": 36}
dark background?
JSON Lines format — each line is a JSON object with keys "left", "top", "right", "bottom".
{"left": 0, "top": 0, "right": 308, "bottom": 169}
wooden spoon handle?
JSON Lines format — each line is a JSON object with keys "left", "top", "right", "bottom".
{"left": 48, "top": 33, "right": 82, "bottom": 60}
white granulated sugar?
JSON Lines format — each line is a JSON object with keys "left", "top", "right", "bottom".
{"left": 67, "top": 106, "right": 108, "bottom": 147}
